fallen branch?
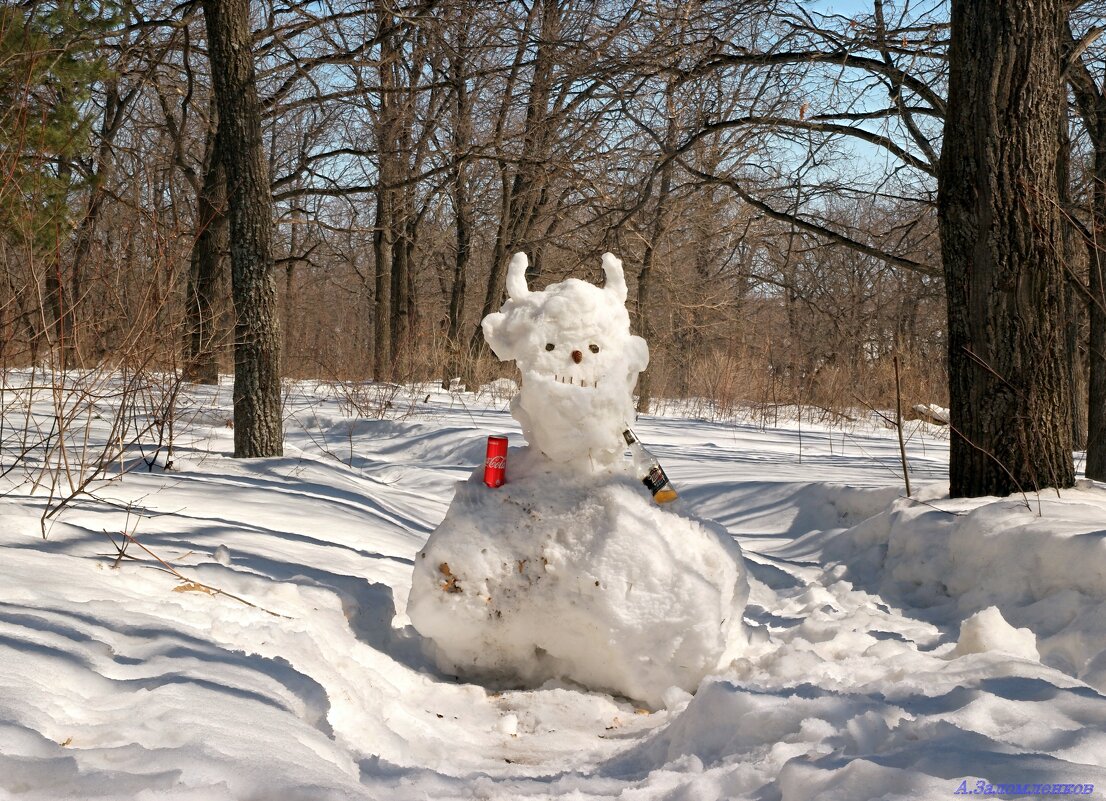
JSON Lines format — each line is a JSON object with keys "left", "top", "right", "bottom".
{"left": 102, "top": 529, "right": 291, "bottom": 619}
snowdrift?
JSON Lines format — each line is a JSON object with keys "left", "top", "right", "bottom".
{"left": 824, "top": 482, "right": 1106, "bottom": 688}
{"left": 9, "top": 363, "right": 1106, "bottom": 800}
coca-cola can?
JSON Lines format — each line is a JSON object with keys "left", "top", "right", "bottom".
{"left": 483, "top": 435, "right": 508, "bottom": 488}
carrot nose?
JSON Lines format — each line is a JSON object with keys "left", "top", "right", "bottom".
{"left": 572, "top": 350, "right": 583, "bottom": 364}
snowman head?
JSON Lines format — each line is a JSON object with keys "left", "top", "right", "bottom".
{"left": 482, "top": 252, "right": 649, "bottom": 465}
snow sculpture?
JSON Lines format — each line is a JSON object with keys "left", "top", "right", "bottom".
{"left": 406, "top": 253, "right": 749, "bottom": 708}
{"left": 479, "top": 252, "right": 648, "bottom": 466}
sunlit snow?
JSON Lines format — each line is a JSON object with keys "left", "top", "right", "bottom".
{"left": 2, "top": 371, "right": 1106, "bottom": 800}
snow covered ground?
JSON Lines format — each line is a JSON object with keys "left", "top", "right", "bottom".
{"left": 3, "top": 372, "right": 1106, "bottom": 800}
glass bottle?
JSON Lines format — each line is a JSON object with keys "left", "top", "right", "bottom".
{"left": 622, "top": 429, "right": 678, "bottom": 503}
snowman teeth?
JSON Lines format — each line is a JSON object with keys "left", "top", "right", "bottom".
{"left": 554, "top": 375, "right": 596, "bottom": 388}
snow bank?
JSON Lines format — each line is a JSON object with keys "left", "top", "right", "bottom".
{"left": 406, "top": 447, "right": 750, "bottom": 708}
{"left": 825, "top": 483, "right": 1106, "bottom": 688}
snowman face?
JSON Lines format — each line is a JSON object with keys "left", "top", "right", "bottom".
{"left": 482, "top": 253, "right": 649, "bottom": 393}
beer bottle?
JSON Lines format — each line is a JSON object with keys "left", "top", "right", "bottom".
{"left": 622, "top": 429, "right": 678, "bottom": 504}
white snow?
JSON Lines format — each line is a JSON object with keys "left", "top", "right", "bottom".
{"left": 407, "top": 447, "right": 750, "bottom": 708}
{"left": 3, "top": 368, "right": 1106, "bottom": 799}
{"left": 825, "top": 483, "right": 1106, "bottom": 691}
{"left": 952, "top": 607, "right": 1039, "bottom": 661}
{"left": 481, "top": 252, "right": 648, "bottom": 467}
{"left": 911, "top": 403, "right": 949, "bottom": 424}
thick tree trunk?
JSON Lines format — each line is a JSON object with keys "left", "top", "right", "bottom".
{"left": 202, "top": 0, "right": 283, "bottom": 458}
{"left": 184, "top": 121, "right": 227, "bottom": 385}
{"left": 938, "top": 0, "right": 1073, "bottom": 496}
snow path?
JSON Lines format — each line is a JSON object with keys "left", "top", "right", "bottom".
{"left": 3, "top": 379, "right": 1106, "bottom": 799}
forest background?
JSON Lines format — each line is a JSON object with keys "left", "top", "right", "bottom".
{"left": 2, "top": 0, "right": 1104, "bottom": 477}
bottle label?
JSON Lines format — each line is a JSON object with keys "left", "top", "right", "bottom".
{"left": 642, "top": 465, "right": 670, "bottom": 495}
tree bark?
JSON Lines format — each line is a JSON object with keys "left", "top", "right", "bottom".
{"left": 203, "top": 0, "right": 283, "bottom": 458}
{"left": 442, "top": 24, "right": 472, "bottom": 390}
{"left": 1089, "top": 160, "right": 1106, "bottom": 479}
{"left": 184, "top": 120, "right": 227, "bottom": 385}
{"left": 373, "top": 7, "right": 408, "bottom": 381}
{"left": 938, "top": 0, "right": 1073, "bottom": 497}
{"left": 372, "top": 188, "right": 393, "bottom": 381}
{"left": 1066, "top": 19, "right": 1106, "bottom": 480}
{"left": 1057, "top": 113, "right": 1088, "bottom": 451}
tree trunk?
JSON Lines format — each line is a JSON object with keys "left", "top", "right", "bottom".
{"left": 1063, "top": 18, "right": 1106, "bottom": 479}
{"left": 374, "top": 8, "right": 408, "bottom": 381}
{"left": 1079, "top": 77, "right": 1106, "bottom": 479}
{"left": 1058, "top": 115, "right": 1088, "bottom": 451}
{"left": 372, "top": 189, "right": 393, "bottom": 381}
{"left": 69, "top": 75, "right": 128, "bottom": 364}
{"left": 184, "top": 120, "right": 227, "bottom": 385}
{"left": 442, "top": 24, "right": 472, "bottom": 390}
{"left": 1088, "top": 166, "right": 1106, "bottom": 478}
{"left": 469, "top": 0, "right": 560, "bottom": 363}
{"left": 636, "top": 82, "right": 678, "bottom": 415}
{"left": 1067, "top": 275, "right": 1089, "bottom": 452}
{"left": 202, "top": 0, "right": 283, "bottom": 458}
{"left": 43, "top": 162, "right": 76, "bottom": 367}
{"left": 938, "top": 0, "right": 1073, "bottom": 497}
{"left": 390, "top": 217, "right": 411, "bottom": 372}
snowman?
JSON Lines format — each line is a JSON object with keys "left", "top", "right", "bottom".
{"left": 480, "top": 251, "right": 647, "bottom": 467}
{"left": 406, "top": 252, "right": 749, "bottom": 709}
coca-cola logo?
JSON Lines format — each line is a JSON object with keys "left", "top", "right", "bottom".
{"left": 485, "top": 455, "right": 506, "bottom": 469}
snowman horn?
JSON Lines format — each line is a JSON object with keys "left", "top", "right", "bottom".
{"left": 601, "top": 252, "right": 627, "bottom": 303}
{"left": 505, "top": 252, "right": 530, "bottom": 300}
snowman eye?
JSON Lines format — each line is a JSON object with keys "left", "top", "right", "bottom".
{"left": 589, "top": 344, "right": 600, "bottom": 353}
{"left": 545, "top": 343, "right": 555, "bottom": 351}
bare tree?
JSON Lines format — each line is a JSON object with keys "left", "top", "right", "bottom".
{"left": 939, "top": 0, "right": 1073, "bottom": 496}
{"left": 202, "top": 0, "right": 282, "bottom": 457}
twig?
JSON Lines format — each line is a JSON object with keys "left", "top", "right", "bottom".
{"left": 107, "top": 529, "right": 291, "bottom": 619}
{"left": 893, "top": 354, "right": 912, "bottom": 498}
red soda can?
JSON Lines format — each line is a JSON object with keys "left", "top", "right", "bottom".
{"left": 483, "top": 435, "right": 508, "bottom": 487}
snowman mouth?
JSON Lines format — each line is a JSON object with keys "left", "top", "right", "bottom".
{"left": 553, "top": 374, "right": 598, "bottom": 388}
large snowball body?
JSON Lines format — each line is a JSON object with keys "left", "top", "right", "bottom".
{"left": 481, "top": 253, "right": 648, "bottom": 467}
{"left": 406, "top": 450, "right": 750, "bottom": 708}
